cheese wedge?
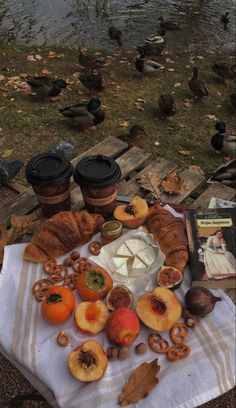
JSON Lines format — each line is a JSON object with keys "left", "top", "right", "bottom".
{"left": 111, "top": 256, "right": 129, "bottom": 269}
{"left": 124, "top": 239, "right": 148, "bottom": 255}
{"left": 115, "top": 261, "right": 129, "bottom": 276}
{"left": 137, "top": 245, "right": 155, "bottom": 267}
{"left": 131, "top": 256, "right": 147, "bottom": 277}
{"left": 117, "top": 242, "right": 133, "bottom": 257}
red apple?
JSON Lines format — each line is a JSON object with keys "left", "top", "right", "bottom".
{"left": 105, "top": 307, "right": 140, "bottom": 346}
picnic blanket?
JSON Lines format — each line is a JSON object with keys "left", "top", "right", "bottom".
{"left": 0, "top": 240, "right": 235, "bottom": 408}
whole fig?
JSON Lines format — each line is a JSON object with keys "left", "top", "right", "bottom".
{"left": 185, "top": 286, "right": 222, "bottom": 317}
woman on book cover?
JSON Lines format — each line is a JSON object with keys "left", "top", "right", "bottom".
{"left": 201, "top": 229, "right": 236, "bottom": 279}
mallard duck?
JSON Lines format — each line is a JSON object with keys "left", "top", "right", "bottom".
{"left": 188, "top": 67, "right": 209, "bottom": 99}
{"left": 208, "top": 159, "right": 236, "bottom": 188}
{"left": 79, "top": 72, "right": 105, "bottom": 95}
{"left": 221, "top": 12, "right": 230, "bottom": 30}
{"left": 78, "top": 47, "right": 106, "bottom": 73}
{"left": 108, "top": 26, "right": 122, "bottom": 46}
{"left": 158, "top": 16, "right": 181, "bottom": 31}
{"left": 26, "top": 76, "right": 67, "bottom": 97}
{"left": 135, "top": 51, "right": 164, "bottom": 75}
{"left": 0, "top": 160, "right": 24, "bottom": 184}
{"left": 229, "top": 92, "right": 236, "bottom": 110}
{"left": 59, "top": 98, "right": 105, "bottom": 133}
{"left": 137, "top": 44, "right": 162, "bottom": 57}
{"left": 211, "top": 121, "right": 236, "bottom": 161}
{"left": 159, "top": 93, "right": 177, "bottom": 117}
{"left": 145, "top": 30, "right": 166, "bottom": 45}
{"left": 211, "top": 63, "right": 236, "bottom": 84}
{"left": 119, "top": 125, "right": 148, "bottom": 148}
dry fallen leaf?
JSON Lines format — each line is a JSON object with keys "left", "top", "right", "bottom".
{"left": 1, "top": 149, "right": 14, "bottom": 158}
{"left": 118, "top": 359, "right": 160, "bottom": 407}
{"left": 161, "top": 171, "right": 184, "bottom": 195}
{"left": 138, "top": 171, "right": 161, "bottom": 200}
{"left": 19, "top": 72, "right": 29, "bottom": 78}
{"left": 188, "top": 165, "right": 204, "bottom": 176}
{"left": 42, "top": 69, "right": 52, "bottom": 75}
{"left": 27, "top": 55, "right": 36, "bottom": 61}
{"left": 48, "top": 51, "right": 57, "bottom": 58}
{"left": 10, "top": 214, "right": 38, "bottom": 236}
{"left": 178, "top": 149, "right": 192, "bottom": 156}
{"left": 119, "top": 120, "right": 130, "bottom": 128}
{"left": 0, "top": 74, "right": 5, "bottom": 81}
{"left": 174, "top": 82, "right": 181, "bottom": 88}
{"left": 166, "top": 58, "right": 175, "bottom": 64}
{"left": 206, "top": 114, "right": 217, "bottom": 121}
{"left": 35, "top": 54, "right": 42, "bottom": 60}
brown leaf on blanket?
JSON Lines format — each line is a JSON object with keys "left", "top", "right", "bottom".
{"left": 161, "top": 171, "right": 184, "bottom": 195}
{"left": 118, "top": 358, "right": 160, "bottom": 407}
{"left": 10, "top": 214, "right": 38, "bottom": 239}
{"left": 138, "top": 171, "right": 161, "bottom": 200}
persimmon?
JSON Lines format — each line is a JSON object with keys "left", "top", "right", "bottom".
{"left": 76, "top": 264, "right": 112, "bottom": 301}
{"left": 41, "top": 286, "right": 75, "bottom": 325}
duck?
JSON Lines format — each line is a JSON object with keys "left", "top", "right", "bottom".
{"left": 188, "top": 67, "right": 209, "bottom": 99}
{"left": 108, "top": 26, "right": 123, "bottom": 46}
{"left": 119, "top": 125, "right": 149, "bottom": 148}
{"left": 26, "top": 76, "right": 67, "bottom": 98}
{"left": 135, "top": 51, "right": 164, "bottom": 75}
{"left": 221, "top": 12, "right": 230, "bottom": 30}
{"left": 59, "top": 98, "right": 105, "bottom": 134}
{"left": 79, "top": 72, "right": 105, "bottom": 95}
{"left": 158, "top": 16, "right": 181, "bottom": 31}
{"left": 78, "top": 47, "right": 106, "bottom": 73}
{"left": 229, "top": 92, "right": 236, "bottom": 110}
{"left": 208, "top": 159, "right": 236, "bottom": 188}
{"left": 211, "top": 63, "right": 236, "bottom": 84}
{"left": 159, "top": 93, "right": 177, "bottom": 117}
{"left": 211, "top": 121, "right": 236, "bottom": 161}
{"left": 137, "top": 30, "right": 166, "bottom": 57}
{"left": 0, "top": 160, "right": 24, "bottom": 184}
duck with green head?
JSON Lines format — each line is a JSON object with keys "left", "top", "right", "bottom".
{"left": 135, "top": 51, "right": 164, "bottom": 75}
{"left": 211, "top": 121, "right": 236, "bottom": 161}
{"left": 59, "top": 98, "right": 105, "bottom": 134}
{"left": 26, "top": 77, "right": 67, "bottom": 98}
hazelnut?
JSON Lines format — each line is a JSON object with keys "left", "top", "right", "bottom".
{"left": 71, "top": 251, "right": 80, "bottom": 261}
{"left": 185, "top": 316, "right": 198, "bottom": 328}
{"left": 63, "top": 257, "right": 74, "bottom": 267}
{"left": 135, "top": 343, "right": 148, "bottom": 355}
{"left": 106, "top": 347, "right": 118, "bottom": 361}
{"left": 118, "top": 346, "right": 130, "bottom": 360}
{"left": 182, "top": 307, "right": 192, "bottom": 319}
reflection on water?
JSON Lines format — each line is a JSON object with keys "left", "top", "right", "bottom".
{"left": 0, "top": 0, "right": 235, "bottom": 52}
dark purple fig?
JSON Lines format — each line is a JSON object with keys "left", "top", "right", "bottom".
{"left": 185, "top": 286, "right": 222, "bottom": 317}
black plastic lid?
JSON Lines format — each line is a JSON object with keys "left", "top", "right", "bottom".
{"left": 25, "top": 152, "right": 73, "bottom": 186}
{"left": 73, "top": 155, "right": 122, "bottom": 189}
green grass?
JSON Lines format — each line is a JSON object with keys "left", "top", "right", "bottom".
{"left": 0, "top": 43, "right": 235, "bottom": 187}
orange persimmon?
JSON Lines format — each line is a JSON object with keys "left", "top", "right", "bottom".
{"left": 41, "top": 286, "right": 75, "bottom": 325}
{"left": 76, "top": 264, "right": 113, "bottom": 301}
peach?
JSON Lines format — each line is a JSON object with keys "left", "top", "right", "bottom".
{"left": 113, "top": 196, "right": 149, "bottom": 229}
{"left": 74, "top": 300, "right": 109, "bottom": 335}
{"left": 105, "top": 307, "right": 140, "bottom": 346}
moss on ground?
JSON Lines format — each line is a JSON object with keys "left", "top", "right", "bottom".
{"left": 0, "top": 43, "right": 235, "bottom": 187}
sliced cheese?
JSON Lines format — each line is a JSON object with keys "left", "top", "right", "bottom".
{"left": 117, "top": 242, "right": 133, "bottom": 257}
{"left": 124, "top": 239, "right": 148, "bottom": 255}
{"left": 137, "top": 245, "right": 155, "bottom": 267}
{"left": 113, "top": 271, "right": 129, "bottom": 283}
{"left": 111, "top": 256, "right": 129, "bottom": 269}
{"left": 131, "top": 256, "right": 147, "bottom": 277}
{"left": 115, "top": 261, "right": 129, "bottom": 276}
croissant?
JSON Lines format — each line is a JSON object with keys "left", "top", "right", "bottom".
{"left": 24, "top": 211, "right": 104, "bottom": 262}
{"left": 147, "top": 204, "right": 188, "bottom": 272}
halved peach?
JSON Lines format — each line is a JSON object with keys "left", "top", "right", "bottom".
{"left": 68, "top": 339, "right": 108, "bottom": 382}
{"left": 113, "top": 196, "right": 149, "bottom": 229}
{"left": 74, "top": 300, "right": 109, "bottom": 335}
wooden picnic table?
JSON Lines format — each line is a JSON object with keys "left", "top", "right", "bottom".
{"left": 0, "top": 136, "right": 235, "bottom": 408}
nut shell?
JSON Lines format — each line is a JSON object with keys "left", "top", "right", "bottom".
{"left": 135, "top": 343, "right": 147, "bottom": 355}
{"left": 118, "top": 346, "right": 130, "bottom": 360}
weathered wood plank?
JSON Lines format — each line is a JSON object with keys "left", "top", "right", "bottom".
{"left": 0, "top": 137, "right": 128, "bottom": 225}
{"left": 5, "top": 181, "right": 27, "bottom": 194}
{"left": 118, "top": 157, "right": 177, "bottom": 196}
{"left": 190, "top": 182, "right": 236, "bottom": 210}
{"left": 160, "top": 169, "right": 205, "bottom": 204}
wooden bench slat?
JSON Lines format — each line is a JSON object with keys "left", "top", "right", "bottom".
{"left": 190, "top": 182, "right": 236, "bottom": 210}
{"left": 118, "top": 157, "right": 177, "bottom": 196}
{"left": 160, "top": 169, "right": 205, "bottom": 204}
{"left": 0, "top": 137, "right": 128, "bottom": 225}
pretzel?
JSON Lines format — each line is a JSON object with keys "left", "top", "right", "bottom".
{"left": 167, "top": 344, "right": 191, "bottom": 362}
{"left": 88, "top": 241, "right": 102, "bottom": 256}
{"left": 170, "top": 322, "right": 189, "bottom": 344}
{"left": 72, "top": 260, "right": 81, "bottom": 273}
{"left": 32, "top": 278, "right": 54, "bottom": 301}
{"left": 63, "top": 274, "right": 78, "bottom": 290}
{"left": 51, "top": 265, "right": 68, "bottom": 282}
{"left": 43, "top": 258, "right": 57, "bottom": 275}
{"left": 79, "top": 257, "right": 89, "bottom": 265}
{"left": 79, "top": 261, "right": 92, "bottom": 272}
{"left": 56, "top": 331, "right": 71, "bottom": 347}
{"left": 148, "top": 333, "right": 170, "bottom": 354}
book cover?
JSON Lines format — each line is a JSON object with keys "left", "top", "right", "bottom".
{"left": 186, "top": 208, "right": 236, "bottom": 289}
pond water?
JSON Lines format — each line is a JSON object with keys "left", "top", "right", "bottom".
{"left": 0, "top": 0, "right": 235, "bottom": 52}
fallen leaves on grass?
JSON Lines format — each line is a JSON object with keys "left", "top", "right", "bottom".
{"left": 178, "top": 149, "right": 192, "bottom": 156}
{"left": 118, "top": 359, "right": 160, "bottom": 407}
{"left": 6, "top": 76, "right": 31, "bottom": 93}
{"left": 42, "top": 69, "right": 52, "bottom": 75}
{"left": 48, "top": 51, "right": 57, "bottom": 58}
{"left": 1, "top": 149, "right": 14, "bottom": 158}
{"left": 134, "top": 98, "right": 146, "bottom": 111}
{"left": 119, "top": 120, "right": 130, "bottom": 127}
{"left": 0, "top": 74, "right": 5, "bottom": 81}
{"left": 138, "top": 171, "right": 161, "bottom": 200}
{"left": 161, "top": 171, "right": 184, "bottom": 195}
{"left": 174, "top": 82, "right": 181, "bottom": 88}
{"left": 206, "top": 114, "right": 217, "bottom": 121}
{"left": 188, "top": 165, "right": 204, "bottom": 175}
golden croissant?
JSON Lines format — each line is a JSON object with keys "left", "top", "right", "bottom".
{"left": 24, "top": 211, "right": 104, "bottom": 262}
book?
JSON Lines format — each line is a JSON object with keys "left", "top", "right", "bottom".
{"left": 186, "top": 207, "right": 236, "bottom": 289}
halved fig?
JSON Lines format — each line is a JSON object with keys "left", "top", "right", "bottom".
{"left": 157, "top": 266, "right": 183, "bottom": 290}
{"left": 68, "top": 339, "right": 108, "bottom": 382}
{"left": 106, "top": 285, "right": 133, "bottom": 311}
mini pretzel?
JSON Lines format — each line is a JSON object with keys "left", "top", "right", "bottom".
{"left": 88, "top": 241, "right": 102, "bottom": 256}
{"left": 167, "top": 344, "right": 191, "bottom": 362}
{"left": 148, "top": 333, "right": 170, "bottom": 354}
{"left": 79, "top": 257, "right": 89, "bottom": 265}
{"left": 43, "top": 258, "right": 57, "bottom": 275}
{"left": 170, "top": 322, "right": 189, "bottom": 344}
{"left": 79, "top": 261, "right": 92, "bottom": 272}
{"left": 56, "top": 331, "right": 71, "bottom": 347}
{"left": 51, "top": 265, "right": 68, "bottom": 282}
{"left": 63, "top": 274, "right": 78, "bottom": 290}
{"left": 72, "top": 260, "right": 81, "bottom": 273}
{"left": 32, "top": 278, "right": 54, "bottom": 301}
